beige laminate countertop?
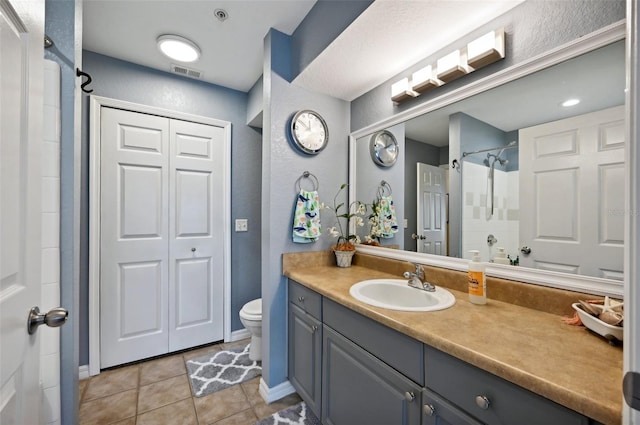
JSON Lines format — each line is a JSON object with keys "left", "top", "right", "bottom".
{"left": 283, "top": 253, "right": 623, "bottom": 425}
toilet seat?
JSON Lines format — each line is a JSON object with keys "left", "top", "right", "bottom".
{"left": 240, "top": 298, "right": 262, "bottom": 321}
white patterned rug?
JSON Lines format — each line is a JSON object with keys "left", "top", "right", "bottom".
{"left": 254, "top": 402, "right": 321, "bottom": 425}
{"left": 186, "top": 343, "right": 261, "bottom": 397}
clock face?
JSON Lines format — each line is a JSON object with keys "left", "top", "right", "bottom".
{"left": 370, "top": 130, "right": 398, "bottom": 167}
{"left": 291, "top": 110, "right": 328, "bottom": 154}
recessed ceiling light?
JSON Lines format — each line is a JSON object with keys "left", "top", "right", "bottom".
{"left": 157, "top": 35, "right": 200, "bottom": 63}
{"left": 561, "top": 98, "right": 580, "bottom": 107}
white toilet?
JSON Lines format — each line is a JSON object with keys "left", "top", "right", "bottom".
{"left": 239, "top": 298, "right": 262, "bottom": 361}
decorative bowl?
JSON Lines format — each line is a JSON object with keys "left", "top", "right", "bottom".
{"left": 571, "top": 303, "right": 623, "bottom": 344}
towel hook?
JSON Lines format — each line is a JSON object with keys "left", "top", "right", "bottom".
{"left": 378, "top": 180, "right": 392, "bottom": 198}
{"left": 295, "top": 171, "right": 319, "bottom": 192}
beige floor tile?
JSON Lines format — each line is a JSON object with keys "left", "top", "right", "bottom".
{"left": 240, "top": 377, "right": 262, "bottom": 406}
{"left": 194, "top": 385, "right": 250, "bottom": 424}
{"left": 138, "top": 374, "right": 192, "bottom": 413}
{"left": 139, "top": 353, "right": 186, "bottom": 385}
{"left": 79, "top": 378, "right": 90, "bottom": 403}
{"left": 79, "top": 389, "right": 138, "bottom": 425}
{"left": 110, "top": 418, "right": 136, "bottom": 425}
{"left": 212, "top": 408, "right": 258, "bottom": 425}
{"left": 252, "top": 393, "right": 302, "bottom": 420}
{"left": 83, "top": 365, "right": 139, "bottom": 402}
{"left": 136, "top": 398, "right": 198, "bottom": 425}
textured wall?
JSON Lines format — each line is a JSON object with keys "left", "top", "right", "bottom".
{"left": 351, "top": 0, "right": 626, "bottom": 131}
{"left": 262, "top": 29, "right": 350, "bottom": 387}
{"left": 80, "top": 51, "right": 263, "bottom": 364}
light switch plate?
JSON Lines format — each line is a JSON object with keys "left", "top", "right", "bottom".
{"left": 235, "top": 219, "right": 248, "bottom": 232}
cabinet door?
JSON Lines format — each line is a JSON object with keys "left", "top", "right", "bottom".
{"left": 422, "top": 389, "right": 482, "bottom": 425}
{"left": 323, "top": 326, "right": 421, "bottom": 425}
{"left": 288, "top": 303, "right": 322, "bottom": 417}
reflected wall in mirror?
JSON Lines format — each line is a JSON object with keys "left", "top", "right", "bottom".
{"left": 354, "top": 39, "right": 625, "bottom": 281}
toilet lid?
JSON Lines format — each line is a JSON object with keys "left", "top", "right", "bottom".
{"left": 243, "top": 298, "right": 262, "bottom": 316}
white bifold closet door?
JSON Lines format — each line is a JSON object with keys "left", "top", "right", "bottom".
{"left": 100, "top": 107, "right": 224, "bottom": 368}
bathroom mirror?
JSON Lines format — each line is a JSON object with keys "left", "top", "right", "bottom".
{"left": 350, "top": 26, "right": 625, "bottom": 296}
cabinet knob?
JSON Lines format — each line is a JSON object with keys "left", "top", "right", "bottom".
{"left": 475, "top": 395, "right": 490, "bottom": 410}
{"left": 404, "top": 392, "right": 415, "bottom": 402}
{"left": 311, "top": 325, "right": 318, "bottom": 333}
{"left": 423, "top": 404, "right": 435, "bottom": 416}
{"left": 297, "top": 296, "right": 305, "bottom": 302}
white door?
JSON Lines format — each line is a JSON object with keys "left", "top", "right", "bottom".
{"left": 416, "top": 163, "right": 447, "bottom": 255}
{"left": 519, "top": 106, "right": 624, "bottom": 279}
{"left": 100, "top": 107, "right": 225, "bottom": 367}
{"left": 169, "top": 119, "right": 224, "bottom": 351}
{"left": 0, "top": 0, "right": 44, "bottom": 422}
{"left": 100, "top": 107, "right": 170, "bottom": 368}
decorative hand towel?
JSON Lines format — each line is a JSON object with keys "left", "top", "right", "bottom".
{"left": 377, "top": 195, "right": 398, "bottom": 239}
{"left": 292, "top": 190, "right": 322, "bottom": 243}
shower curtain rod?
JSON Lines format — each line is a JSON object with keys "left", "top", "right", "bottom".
{"left": 461, "top": 142, "right": 518, "bottom": 158}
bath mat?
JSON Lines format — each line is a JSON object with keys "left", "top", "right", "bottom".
{"left": 254, "top": 402, "right": 321, "bottom": 425}
{"left": 186, "top": 343, "right": 261, "bottom": 397}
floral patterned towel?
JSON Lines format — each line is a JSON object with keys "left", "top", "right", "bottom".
{"left": 377, "top": 195, "right": 398, "bottom": 238}
{"left": 292, "top": 190, "right": 322, "bottom": 243}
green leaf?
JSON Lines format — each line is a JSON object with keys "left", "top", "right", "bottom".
{"left": 335, "top": 202, "right": 344, "bottom": 211}
{"left": 340, "top": 183, "right": 348, "bottom": 190}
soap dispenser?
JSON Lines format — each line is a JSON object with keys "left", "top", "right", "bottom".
{"left": 493, "top": 247, "right": 510, "bottom": 265}
{"left": 468, "top": 250, "right": 486, "bottom": 305}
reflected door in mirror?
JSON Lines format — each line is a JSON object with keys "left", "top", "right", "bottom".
{"left": 417, "top": 163, "right": 447, "bottom": 255}
{"left": 519, "top": 105, "right": 624, "bottom": 280}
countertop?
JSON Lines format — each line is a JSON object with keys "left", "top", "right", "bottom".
{"left": 282, "top": 252, "right": 623, "bottom": 424}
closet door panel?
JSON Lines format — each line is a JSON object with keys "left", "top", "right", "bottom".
{"left": 169, "top": 119, "right": 225, "bottom": 351}
{"left": 100, "top": 107, "right": 170, "bottom": 368}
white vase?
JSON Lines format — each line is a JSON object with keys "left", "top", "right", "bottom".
{"left": 333, "top": 249, "right": 355, "bottom": 268}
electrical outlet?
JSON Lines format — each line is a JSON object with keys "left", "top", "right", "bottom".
{"left": 235, "top": 219, "right": 248, "bottom": 232}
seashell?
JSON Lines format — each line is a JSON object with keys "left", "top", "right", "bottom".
{"left": 578, "top": 300, "right": 601, "bottom": 316}
{"left": 599, "top": 310, "right": 623, "bottom": 326}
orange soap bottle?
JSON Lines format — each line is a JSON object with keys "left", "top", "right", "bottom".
{"left": 468, "top": 250, "right": 486, "bottom": 305}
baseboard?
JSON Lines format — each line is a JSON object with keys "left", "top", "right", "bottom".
{"left": 259, "top": 378, "right": 296, "bottom": 404}
{"left": 78, "top": 365, "right": 90, "bottom": 380}
{"left": 229, "top": 328, "right": 251, "bottom": 342}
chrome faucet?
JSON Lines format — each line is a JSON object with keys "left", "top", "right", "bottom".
{"left": 403, "top": 263, "right": 436, "bottom": 292}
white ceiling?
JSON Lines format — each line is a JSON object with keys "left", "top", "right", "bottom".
{"left": 82, "top": 0, "right": 523, "bottom": 98}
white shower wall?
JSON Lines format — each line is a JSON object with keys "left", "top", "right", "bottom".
{"left": 41, "top": 59, "right": 61, "bottom": 425}
{"left": 462, "top": 161, "right": 519, "bottom": 262}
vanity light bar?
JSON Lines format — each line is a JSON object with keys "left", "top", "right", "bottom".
{"left": 392, "top": 28, "right": 506, "bottom": 104}
{"left": 391, "top": 78, "right": 419, "bottom": 104}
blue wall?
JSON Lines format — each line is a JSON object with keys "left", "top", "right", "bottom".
{"left": 261, "top": 29, "right": 350, "bottom": 387}
{"left": 79, "top": 51, "right": 263, "bottom": 364}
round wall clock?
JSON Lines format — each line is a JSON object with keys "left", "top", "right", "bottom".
{"left": 370, "top": 130, "right": 398, "bottom": 167}
{"left": 290, "top": 110, "right": 329, "bottom": 155}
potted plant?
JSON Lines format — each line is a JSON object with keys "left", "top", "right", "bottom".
{"left": 325, "top": 183, "right": 366, "bottom": 267}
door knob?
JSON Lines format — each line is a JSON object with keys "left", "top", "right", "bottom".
{"left": 520, "top": 246, "right": 532, "bottom": 255}
{"left": 27, "top": 306, "right": 68, "bottom": 335}
{"left": 411, "top": 233, "right": 426, "bottom": 240}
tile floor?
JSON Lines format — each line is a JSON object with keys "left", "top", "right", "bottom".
{"left": 78, "top": 339, "right": 302, "bottom": 425}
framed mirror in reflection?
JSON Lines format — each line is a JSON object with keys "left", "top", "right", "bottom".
{"left": 353, "top": 38, "right": 625, "bottom": 284}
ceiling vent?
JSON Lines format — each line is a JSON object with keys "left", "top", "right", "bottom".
{"left": 170, "top": 64, "right": 203, "bottom": 79}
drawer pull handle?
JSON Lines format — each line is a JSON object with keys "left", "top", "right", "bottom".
{"left": 404, "top": 392, "right": 415, "bottom": 402}
{"left": 298, "top": 296, "right": 305, "bottom": 302}
{"left": 423, "top": 404, "right": 435, "bottom": 416}
{"left": 475, "top": 395, "right": 490, "bottom": 410}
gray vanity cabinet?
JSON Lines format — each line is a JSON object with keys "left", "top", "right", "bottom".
{"left": 288, "top": 281, "right": 322, "bottom": 417}
{"left": 425, "top": 346, "right": 590, "bottom": 425}
{"left": 322, "top": 325, "right": 422, "bottom": 425}
{"left": 422, "top": 389, "right": 483, "bottom": 425}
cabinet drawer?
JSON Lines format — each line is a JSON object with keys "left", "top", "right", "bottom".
{"left": 324, "top": 298, "right": 423, "bottom": 385}
{"left": 289, "top": 280, "right": 322, "bottom": 319}
{"left": 425, "top": 346, "right": 589, "bottom": 425}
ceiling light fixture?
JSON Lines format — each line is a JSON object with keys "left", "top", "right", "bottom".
{"left": 562, "top": 98, "right": 580, "bottom": 107}
{"left": 157, "top": 35, "right": 201, "bottom": 63}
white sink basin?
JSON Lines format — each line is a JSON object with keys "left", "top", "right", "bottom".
{"left": 349, "top": 279, "right": 456, "bottom": 312}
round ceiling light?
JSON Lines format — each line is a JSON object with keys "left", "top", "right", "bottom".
{"left": 157, "top": 35, "right": 201, "bottom": 63}
{"left": 561, "top": 98, "right": 580, "bottom": 107}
